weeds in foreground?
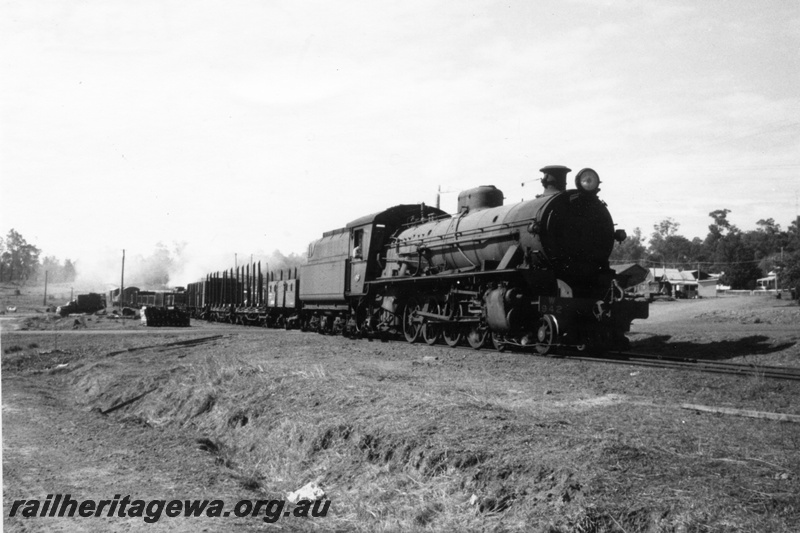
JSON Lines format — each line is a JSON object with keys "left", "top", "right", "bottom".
{"left": 62, "top": 342, "right": 800, "bottom": 532}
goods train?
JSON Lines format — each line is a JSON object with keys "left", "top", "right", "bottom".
{"left": 184, "top": 166, "right": 648, "bottom": 354}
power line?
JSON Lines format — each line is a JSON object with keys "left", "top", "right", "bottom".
{"left": 611, "top": 258, "right": 777, "bottom": 267}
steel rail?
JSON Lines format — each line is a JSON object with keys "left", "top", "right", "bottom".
{"left": 562, "top": 351, "right": 800, "bottom": 381}
{"left": 611, "top": 350, "right": 800, "bottom": 378}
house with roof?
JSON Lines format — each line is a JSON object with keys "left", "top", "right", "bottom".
{"left": 757, "top": 272, "right": 777, "bottom": 291}
{"left": 647, "top": 268, "right": 696, "bottom": 298}
{"left": 646, "top": 268, "right": 718, "bottom": 298}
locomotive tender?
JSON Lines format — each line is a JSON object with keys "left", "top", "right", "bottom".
{"left": 187, "top": 165, "right": 648, "bottom": 354}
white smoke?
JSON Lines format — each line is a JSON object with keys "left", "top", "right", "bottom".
{"left": 73, "top": 242, "right": 307, "bottom": 291}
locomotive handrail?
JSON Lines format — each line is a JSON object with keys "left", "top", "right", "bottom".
{"left": 397, "top": 219, "right": 530, "bottom": 248}
{"left": 397, "top": 231, "right": 518, "bottom": 255}
{"left": 398, "top": 213, "right": 451, "bottom": 229}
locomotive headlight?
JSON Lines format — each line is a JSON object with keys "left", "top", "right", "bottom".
{"left": 575, "top": 168, "right": 600, "bottom": 193}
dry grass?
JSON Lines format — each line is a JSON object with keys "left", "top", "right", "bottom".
{"left": 49, "top": 341, "right": 798, "bottom": 532}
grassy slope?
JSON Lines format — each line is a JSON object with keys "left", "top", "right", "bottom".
{"left": 3, "top": 287, "right": 799, "bottom": 532}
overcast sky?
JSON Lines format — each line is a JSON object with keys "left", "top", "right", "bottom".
{"left": 2, "top": 0, "right": 798, "bottom": 285}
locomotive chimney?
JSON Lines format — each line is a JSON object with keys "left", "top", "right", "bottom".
{"left": 539, "top": 165, "right": 571, "bottom": 195}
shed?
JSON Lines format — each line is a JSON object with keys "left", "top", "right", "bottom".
{"left": 697, "top": 279, "right": 718, "bottom": 298}
{"left": 612, "top": 263, "right": 652, "bottom": 295}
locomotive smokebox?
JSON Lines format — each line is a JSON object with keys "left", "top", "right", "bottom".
{"left": 457, "top": 185, "right": 504, "bottom": 213}
{"left": 539, "top": 165, "right": 571, "bottom": 193}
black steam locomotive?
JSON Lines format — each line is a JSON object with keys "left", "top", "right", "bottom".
{"left": 186, "top": 165, "right": 648, "bottom": 354}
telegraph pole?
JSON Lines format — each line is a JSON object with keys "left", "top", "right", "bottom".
{"left": 120, "top": 249, "right": 125, "bottom": 309}
{"left": 43, "top": 270, "right": 48, "bottom": 306}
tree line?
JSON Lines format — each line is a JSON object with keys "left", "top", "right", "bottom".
{"left": 0, "top": 229, "right": 76, "bottom": 284}
{"left": 0, "top": 229, "right": 310, "bottom": 288}
{"left": 611, "top": 210, "right": 800, "bottom": 290}
{"left": 4, "top": 214, "right": 800, "bottom": 291}
{"left": 0, "top": 229, "right": 77, "bottom": 284}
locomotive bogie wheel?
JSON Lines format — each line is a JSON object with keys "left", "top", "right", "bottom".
{"left": 403, "top": 298, "right": 422, "bottom": 343}
{"left": 422, "top": 300, "right": 442, "bottom": 345}
{"left": 535, "top": 314, "right": 558, "bottom": 356}
{"left": 442, "top": 303, "right": 463, "bottom": 347}
{"left": 467, "top": 326, "right": 488, "bottom": 350}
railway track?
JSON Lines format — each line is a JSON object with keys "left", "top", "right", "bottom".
{"left": 561, "top": 350, "right": 800, "bottom": 381}
{"left": 136, "top": 318, "right": 800, "bottom": 382}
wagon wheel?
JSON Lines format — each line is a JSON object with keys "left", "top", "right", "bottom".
{"left": 421, "top": 299, "right": 442, "bottom": 346}
{"left": 491, "top": 332, "right": 506, "bottom": 352}
{"left": 403, "top": 298, "right": 422, "bottom": 343}
{"left": 442, "top": 302, "right": 463, "bottom": 348}
{"left": 535, "top": 314, "right": 558, "bottom": 356}
{"left": 467, "top": 324, "right": 488, "bottom": 350}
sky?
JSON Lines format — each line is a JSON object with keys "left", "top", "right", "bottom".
{"left": 2, "top": 0, "right": 799, "bottom": 286}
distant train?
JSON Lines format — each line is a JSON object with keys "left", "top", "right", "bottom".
{"left": 184, "top": 166, "right": 648, "bottom": 354}
{"left": 110, "top": 287, "right": 186, "bottom": 309}
{"left": 108, "top": 287, "right": 189, "bottom": 326}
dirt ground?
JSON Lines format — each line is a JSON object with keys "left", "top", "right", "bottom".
{"left": 2, "top": 284, "right": 799, "bottom": 532}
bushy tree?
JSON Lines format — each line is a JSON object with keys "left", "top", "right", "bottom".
{"left": 715, "top": 232, "right": 762, "bottom": 289}
{"left": 38, "top": 256, "right": 78, "bottom": 283}
{"left": 777, "top": 250, "right": 800, "bottom": 294}
{"left": 647, "top": 219, "right": 706, "bottom": 270}
{"left": 0, "top": 229, "right": 41, "bottom": 283}
{"left": 787, "top": 217, "right": 800, "bottom": 253}
{"left": 63, "top": 259, "right": 76, "bottom": 282}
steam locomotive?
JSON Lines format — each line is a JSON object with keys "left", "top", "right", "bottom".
{"left": 186, "top": 166, "right": 648, "bottom": 354}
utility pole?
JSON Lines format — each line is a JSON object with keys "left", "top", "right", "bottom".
{"left": 120, "top": 249, "right": 125, "bottom": 309}
{"left": 43, "top": 270, "right": 48, "bottom": 306}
